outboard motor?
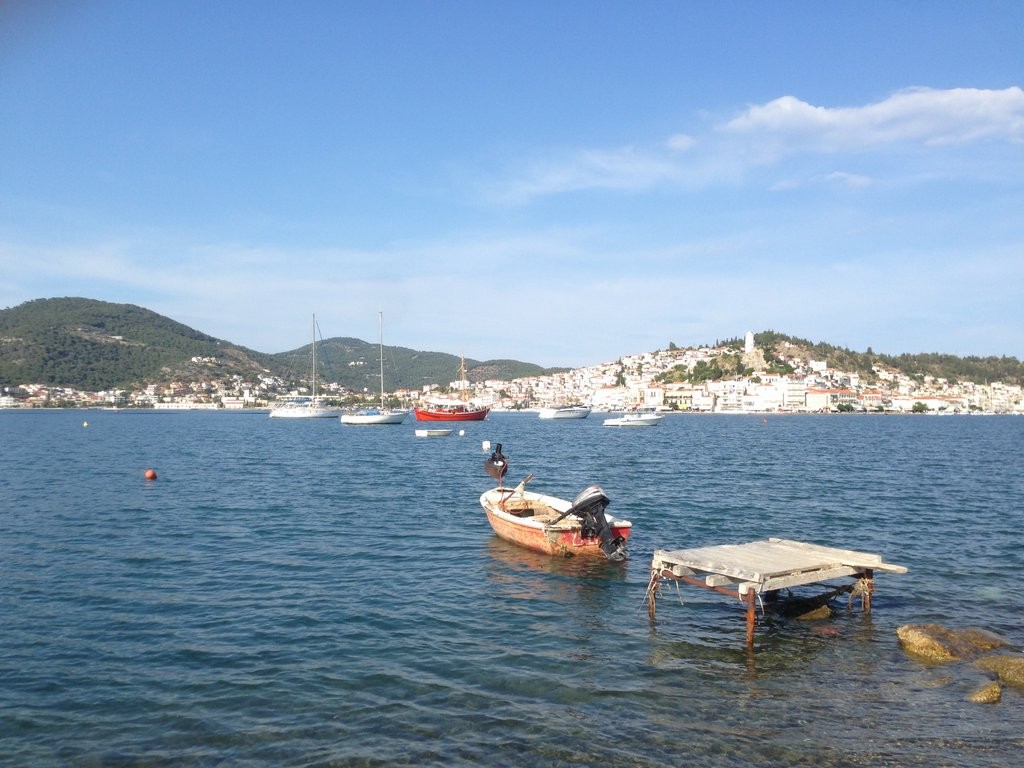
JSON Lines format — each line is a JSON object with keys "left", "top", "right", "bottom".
{"left": 571, "top": 485, "right": 627, "bottom": 560}
{"left": 484, "top": 443, "right": 509, "bottom": 485}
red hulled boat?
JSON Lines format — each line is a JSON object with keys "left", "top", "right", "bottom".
{"left": 414, "top": 402, "right": 490, "bottom": 421}
{"left": 415, "top": 355, "right": 489, "bottom": 421}
{"left": 480, "top": 449, "right": 630, "bottom": 560}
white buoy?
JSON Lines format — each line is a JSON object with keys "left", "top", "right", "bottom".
{"left": 459, "top": 429, "right": 465, "bottom": 437}
{"left": 482, "top": 440, "right": 490, "bottom": 452}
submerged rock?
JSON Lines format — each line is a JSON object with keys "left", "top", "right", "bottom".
{"left": 975, "top": 655, "right": 1024, "bottom": 687}
{"left": 967, "top": 681, "right": 1002, "bottom": 704}
{"left": 795, "top": 604, "right": 832, "bottom": 621}
{"left": 896, "top": 624, "right": 1009, "bottom": 664}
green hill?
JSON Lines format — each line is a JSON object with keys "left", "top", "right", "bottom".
{"left": 747, "top": 331, "right": 1024, "bottom": 386}
{"left": 3, "top": 298, "right": 1019, "bottom": 393}
{"left": 0, "top": 298, "right": 551, "bottom": 392}
{"left": 293, "top": 340, "right": 549, "bottom": 393}
{"left": 0, "top": 298, "right": 276, "bottom": 391}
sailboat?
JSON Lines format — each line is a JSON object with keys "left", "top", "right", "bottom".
{"left": 413, "top": 355, "right": 489, "bottom": 421}
{"left": 269, "top": 314, "right": 340, "bottom": 419}
{"left": 340, "top": 313, "right": 409, "bottom": 425}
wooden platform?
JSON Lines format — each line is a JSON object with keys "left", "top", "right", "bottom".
{"left": 647, "top": 538, "right": 908, "bottom": 646}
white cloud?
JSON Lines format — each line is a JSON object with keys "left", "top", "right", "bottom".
{"left": 488, "top": 87, "right": 1024, "bottom": 203}
{"left": 484, "top": 146, "right": 679, "bottom": 204}
{"left": 722, "top": 87, "right": 1024, "bottom": 156}
{"left": 666, "top": 133, "right": 696, "bottom": 152}
{"left": 769, "top": 171, "right": 873, "bottom": 192}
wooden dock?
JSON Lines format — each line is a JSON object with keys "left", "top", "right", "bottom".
{"left": 647, "top": 538, "right": 908, "bottom": 646}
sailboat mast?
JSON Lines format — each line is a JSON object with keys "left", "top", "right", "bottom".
{"left": 460, "top": 353, "right": 467, "bottom": 403}
{"left": 378, "top": 311, "right": 385, "bottom": 409}
{"left": 312, "top": 313, "right": 317, "bottom": 401}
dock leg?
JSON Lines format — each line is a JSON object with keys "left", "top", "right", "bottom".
{"left": 744, "top": 588, "right": 756, "bottom": 647}
{"left": 647, "top": 571, "right": 658, "bottom": 621}
{"left": 862, "top": 568, "right": 874, "bottom": 612}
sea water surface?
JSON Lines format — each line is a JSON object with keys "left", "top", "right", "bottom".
{"left": 1, "top": 410, "right": 1022, "bottom": 767}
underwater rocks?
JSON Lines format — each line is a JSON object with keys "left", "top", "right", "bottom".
{"left": 897, "top": 623, "right": 1021, "bottom": 705}
{"left": 896, "top": 624, "right": 1007, "bottom": 662}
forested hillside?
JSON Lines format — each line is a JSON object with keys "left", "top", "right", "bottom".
{"left": 0, "top": 298, "right": 550, "bottom": 391}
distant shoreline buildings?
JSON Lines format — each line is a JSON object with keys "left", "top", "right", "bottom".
{"left": 1, "top": 336, "right": 1022, "bottom": 414}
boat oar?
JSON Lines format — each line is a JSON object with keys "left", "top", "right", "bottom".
{"left": 512, "top": 473, "right": 533, "bottom": 496}
{"left": 497, "top": 473, "right": 533, "bottom": 511}
{"left": 551, "top": 501, "right": 581, "bottom": 524}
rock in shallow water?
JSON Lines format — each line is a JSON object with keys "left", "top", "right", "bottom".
{"left": 975, "top": 655, "right": 1024, "bottom": 687}
{"left": 896, "top": 624, "right": 1008, "bottom": 663}
{"left": 967, "top": 681, "right": 1002, "bottom": 704}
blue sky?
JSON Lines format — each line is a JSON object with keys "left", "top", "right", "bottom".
{"left": 2, "top": 1, "right": 1022, "bottom": 367}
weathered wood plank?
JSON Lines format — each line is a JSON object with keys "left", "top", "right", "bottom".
{"left": 652, "top": 539, "right": 908, "bottom": 588}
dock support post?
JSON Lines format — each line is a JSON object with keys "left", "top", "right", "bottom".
{"left": 647, "top": 570, "right": 658, "bottom": 621}
{"left": 744, "top": 588, "right": 756, "bottom": 647}
{"left": 862, "top": 568, "right": 874, "bottom": 612}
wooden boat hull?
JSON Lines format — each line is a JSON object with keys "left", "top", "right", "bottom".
{"left": 479, "top": 487, "right": 631, "bottom": 558}
{"left": 415, "top": 407, "right": 489, "bottom": 421}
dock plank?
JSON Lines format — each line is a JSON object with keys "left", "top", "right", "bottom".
{"left": 652, "top": 539, "right": 907, "bottom": 593}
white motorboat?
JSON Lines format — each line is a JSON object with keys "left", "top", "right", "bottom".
{"left": 270, "top": 314, "right": 340, "bottom": 419}
{"left": 341, "top": 312, "right": 408, "bottom": 425}
{"left": 538, "top": 405, "right": 592, "bottom": 420}
{"left": 603, "top": 411, "right": 664, "bottom": 427}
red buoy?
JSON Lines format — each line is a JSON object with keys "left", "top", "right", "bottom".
{"left": 144, "top": 468, "right": 157, "bottom": 480}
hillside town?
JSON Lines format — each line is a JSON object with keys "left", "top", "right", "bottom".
{"left": 1, "top": 332, "right": 1021, "bottom": 414}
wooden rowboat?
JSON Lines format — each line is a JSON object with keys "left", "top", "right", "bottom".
{"left": 479, "top": 478, "right": 631, "bottom": 560}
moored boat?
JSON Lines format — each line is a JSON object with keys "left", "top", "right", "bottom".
{"left": 414, "top": 428, "right": 453, "bottom": 437}
{"left": 480, "top": 467, "right": 630, "bottom": 560}
{"left": 269, "top": 396, "right": 339, "bottom": 419}
{"left": 269, "top": 314, "right": 340, "bottom": 419}
{"left": 414, "top": 402, "right": 489, "bottom": 421}
{"left": 342, "top": 408, "right": 408, "bottom": 425}
{"left": 340, "top": 312, "right": 408, "bottom": 425}
{"left": 538, "top": 405, "right": 592, "bottom": 420}
{"left": 414, "top": 355, "right": 489, "bottom": 421}
{"left": 603, "top": 411, "right": 663, "bottom": 427}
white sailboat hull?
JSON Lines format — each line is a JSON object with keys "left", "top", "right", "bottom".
{"left": 340, "top": 409, "right": 408, "bottom": 425}
{"left": 269, "top": 401, "right": 339, "bottom": 419}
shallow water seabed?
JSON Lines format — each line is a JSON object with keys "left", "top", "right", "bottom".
{"left": 1, "top": 410, "right": 1022, "bottom": 767}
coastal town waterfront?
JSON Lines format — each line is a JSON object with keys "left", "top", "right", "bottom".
{"left": 2, "top": 409, "right": 1022, "bottom": 766}
{"left": 3, "top": 333, "right": 1022, "bottom": 414}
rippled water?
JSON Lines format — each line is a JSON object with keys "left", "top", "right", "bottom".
{"left": 2, "top": 410, "right": 1022, "bottom": 766}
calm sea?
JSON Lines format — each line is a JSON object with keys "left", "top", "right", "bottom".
{"left": 1, "top": 410, "right": 1022, "bottom": 767}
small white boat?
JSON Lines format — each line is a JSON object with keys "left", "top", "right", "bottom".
{"left": 341, "top": 408, "right": 408, "bottom": 425}
{"left": 538, "top": 405, "right": 592, "bottom": 420}
{"left": 341, "top": 313, "right": 408, "bottom": 425}
{"left": 415, "top": 428, "right": 453, "bottom": 437}
{"left": 603, "top": 411, "right": 664, "bottom": 427}
{"left": 269, "top": 314, "right": 340, "bottom": 419}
